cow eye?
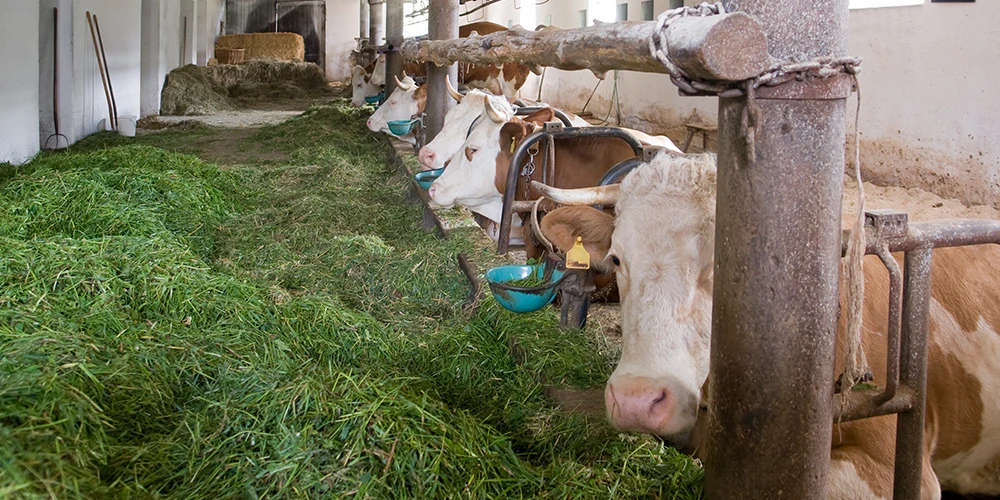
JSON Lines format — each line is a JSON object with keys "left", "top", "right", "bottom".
{"left": 610, "top": 255, "right": 621, "bottom": 266}
{"left": 464, "top": 146, "right": 479, "bottom": 161}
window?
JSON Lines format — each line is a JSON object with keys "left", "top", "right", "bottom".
{"left": 849, "top": 0, "right": 923, "bottom": 8}
{"left": 616, "top": 3, "right": 628, "bottom": 21}
{"left": 641, "top": 0, "right": 654, "bottom": 20}
{"left": 669, "top": 0, "right": 684, "bottom": 9}
{"left": 507, "top": 19, "right": 513, "bottom": 27}
{"left": 545, "top": 14, "right": 552, "bottom": 25}
{"left": 579, "top": 9, "right": 587, "bottom": 27}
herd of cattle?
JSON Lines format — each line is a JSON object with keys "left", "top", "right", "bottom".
{"left": 351, "top": 22, "right": 1000, "bottom": 499}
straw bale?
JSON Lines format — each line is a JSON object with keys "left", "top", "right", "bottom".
{"left": 216, "top": 33, "right": 305, "bottom": 62}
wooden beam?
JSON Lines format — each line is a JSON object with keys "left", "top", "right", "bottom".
{"left": 401, "top": 16, "right": 769, "bottom": 81}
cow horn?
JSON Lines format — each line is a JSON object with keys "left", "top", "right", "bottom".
{"left": 445, "top": 77, "right": 463, "bottom": 103}
{"left": 530, "top": 181, "right": 621, "bottom": 206}
{"left": 484, "top": 96, "right": 506, "bottom": 124}
{"left": 394, "top": 74, "right": 414, "bottom": 91}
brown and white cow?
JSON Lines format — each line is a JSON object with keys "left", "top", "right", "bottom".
{"left": 351, "top": 54, "right": 386, "bottom": 107}
{"left": 539, "top": 152, "right": 1000, "bottom": 499}
{"left": 366, "top": 75, "right": 427, "bottom": 145}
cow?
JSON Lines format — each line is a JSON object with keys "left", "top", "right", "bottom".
{"left": 353, "top": 21, "right": 530, "bottom": 111}
{"left": 351, "top": 54, "right": 386, "bottom": 107}
{"left": 537, "top": 151, "right": 1000, "bottom": 499}
{"left": 366, "top": 75, "right": 427, "bottom": 145}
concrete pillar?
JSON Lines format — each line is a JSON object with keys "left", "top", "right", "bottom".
{"left": 360, "top": 0, "right": 370, "bottom": 39}
{"left": 383, "top": 0, "right": 404, "bottom": 99}
{"left": 140, "top": 0, "right": 162, "bottom": 117}
{"left": 423, "top": 0, "right": 459, "bottom": 142}
{"left": 369, "top": 0, "right": 384, "bottom": 46}
{"left": 705, "top": 0, "right": 848, "bottom": 498}
{"left": 197, "top": 0, "right": 209, "bottom": 64}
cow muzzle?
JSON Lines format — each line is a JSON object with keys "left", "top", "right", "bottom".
{"left": 605, "top": 375, "right": 697, "bottom": 445}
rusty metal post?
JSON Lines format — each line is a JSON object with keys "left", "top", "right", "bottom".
{"left": 360, "top": 0, "right": 370, "bottom": 40}
{"left": 559, "top": 269, "right": 594, "bottom": 329}
{"left": 705, "top": 0, "right": 849, "bottom": 498}
{"left": 369, "top": 0, "right": 384, "bottom": 46}
{"left": 383, "top": 0, "right": 404, "bottom": 99}
{"left": 424, "top": 0, "right": 459, "bottom": 143}
{"left": 893, "top": 247, "right": 932, "bottom": 499}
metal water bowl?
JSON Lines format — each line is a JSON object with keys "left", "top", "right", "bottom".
{"left": 414, "top": 168, "right": 444, "bottom": 190}
{"left": 485, "top": 264, "right": 566, "bottom": 313}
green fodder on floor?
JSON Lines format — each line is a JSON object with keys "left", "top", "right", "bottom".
{"left": 0, "top": 102, "right": 703, "bottom": 499}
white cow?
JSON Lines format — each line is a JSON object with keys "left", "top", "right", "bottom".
{"left": 366, "top": 75, "right": 425, "bottom": 145}
{"left": 351, "top": 54, "right": 386, "bottom": 107}
{"left": 539, "top": 152, "right": 1000, "bottom": 499}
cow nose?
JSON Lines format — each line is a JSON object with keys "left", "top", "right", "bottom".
{"left": 366, "top": 118, "right": 372, "bottom": 128}
{"left": 418, "top": 148, "right": 435, "bottom": 169}
{"left": 605, "top": 379, "right": 675, "bottom": 435}
{"left": 428, "top": 184, "right": 437, "bottom": 199}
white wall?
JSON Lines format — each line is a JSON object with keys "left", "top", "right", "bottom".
{"left": 71, "top": 0, "right": 143, "bottom": 139}
{"left": 2, "top": 2, "right": 41, "bottom": 164}
{"left": 327, "top": 0, "right": 361, "bottom": 81}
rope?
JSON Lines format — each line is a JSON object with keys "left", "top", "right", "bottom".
{"left": 840, "top": 75, "right": 871, "bottom": 395}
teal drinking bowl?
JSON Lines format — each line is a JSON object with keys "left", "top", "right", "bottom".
{"left": 485, "top": 264, "right": 566, "bottom": 313}
{"left": 414, "top": 168, "right": 444, "bottom": 189}
{"left": 387, "top": 118, "right": 419, "bottom": 136}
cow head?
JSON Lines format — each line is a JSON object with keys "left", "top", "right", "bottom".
{"left": 351, "top": 56, "right": 385, "bottom": 107}
{"left": 427, "top": 100, "right": 555, "bottom": 211}
{"left": 366, "top": 75, "right": 427, "bottom": 144}
{"left": 417, "top": 82, "right": 512, "bottom": 171}
{"left": 539, "top": 152, "right": 718, "bottom": 448}
{"left": 426, "top": 96, "right": 515, "bottom": 210}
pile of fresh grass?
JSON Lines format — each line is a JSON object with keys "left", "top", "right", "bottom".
{"left": 0, "top": 103, "right": 703, "bottom": 498}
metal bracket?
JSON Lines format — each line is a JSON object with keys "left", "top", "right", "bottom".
{"left": 866, "top": 209, "right": 909, "bottom": 241}
{"left": 543, "top": 120, "right": 564, "bottom": 134}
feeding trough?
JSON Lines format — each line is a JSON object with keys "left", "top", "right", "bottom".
{"left": 364, "top": 93, "right": 383, "bottom": 106}
{"left": 387, "top": 117, "right": 420, "bottom": 136}
{"left": 486, "top": 263, "right": 566, "bottom": 313}
{"left": 414, "top": 168, "right": 443, "bottom": 189}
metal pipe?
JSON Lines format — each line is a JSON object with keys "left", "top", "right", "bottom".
{"left": 497, "top": 127, "right": 643, "bottom": 254}
{"left": 705, "top": 0, "right": 848, "bottom": 497}
{"left": 369, "top": 0, "right": 385, "bottom": 46}
{"left": 383, "top": 0, "right": 404, "bottom": 99}
{"left": 841, "top": 219, "right": 1000, "bottom": 256}
{"left": 833, "top": 387, "right": 916, "bottom": 422}
{"left": 360, "top": 0, "right": 370, "bottom": 39}
{"left": 424, "top": 0, "right": 459, "bottom": 143}
{"left": 893, "top": 247, "right": 933, "bottom": 500}
{"left": 874, "top": 243, "right": 903, "bottom": 405}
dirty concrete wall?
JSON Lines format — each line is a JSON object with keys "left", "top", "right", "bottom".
{"left": 847, "top": 1, "right": 1000, "bottom": 208}
{"left": 3, "top": 1, "right": 40, "bottom": 164}
{"left": 71, "top": 0, "right": 142, "bottom": 140}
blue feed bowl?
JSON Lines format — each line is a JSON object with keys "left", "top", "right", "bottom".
{"left": 485, "top": 264, "right": 565, "bottom": 313}
{"left": 364, "top": 94, "right": 382, "bottom": 106}
{"left": 414, "top": 168, "right": 444, "bottom": 190}
{"left": 388, "top": 119, "right": 418, "bottom": 136}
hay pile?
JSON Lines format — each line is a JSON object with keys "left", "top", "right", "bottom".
{"left": 216, "top": 32, "right": 305, "bottom": 62}
{"left": 160, "top": 60, "right": 330, "bottom": 115}
{"left": 0, "top": 105, "right": 703, "bottom": 498}
{"left": 159, "top": 64, "right": 237, "bottom": 115}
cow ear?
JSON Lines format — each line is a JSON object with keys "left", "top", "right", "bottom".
{"left": 485, "top": 78, "right": 503, "bottom": 97}
{"left": 521, "top": 107, "right": 554, "bottom": 127}
{"left": 539, "top": 206, "right": 615, "bottom": 272}
{"left": 499, "top": 121, "right": 528, "bottom": 152}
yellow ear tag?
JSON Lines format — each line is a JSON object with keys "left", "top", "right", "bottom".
{"left": 509, "top": 137, "right": 516, "bottom": 153}
{"left": 566, "top": 236, "right": 591, "bottom": 270}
